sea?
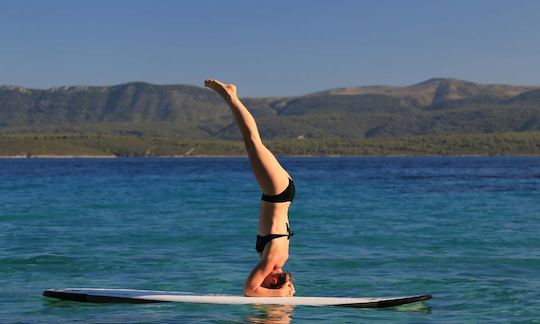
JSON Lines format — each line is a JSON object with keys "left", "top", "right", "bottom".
{"left": 1, "top": 157, "right": 539, "bottom": 323}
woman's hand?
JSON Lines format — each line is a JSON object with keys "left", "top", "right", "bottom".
{"left": 277, "top": 282, "right": 296, "bottom": 297}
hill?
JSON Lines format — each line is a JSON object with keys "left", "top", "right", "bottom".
{"left": 313, "top": 78, "right": 536, "bottom": 107}
{"left": 0, "top": 78, "right": 539, "bottom": 155}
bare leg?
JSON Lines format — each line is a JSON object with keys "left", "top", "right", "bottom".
{"left": 205, "top": 79, "right": 289, "bottom": 195}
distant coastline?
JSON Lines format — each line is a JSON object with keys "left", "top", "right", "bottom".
{"left": 1, "top": 78, "right": 539, "bottom": 159}
{"left": 1, "top": 154, "right": 539, "bottom": 159}
{"left": 1, "top": 78, "right": 539, "bottom": 147}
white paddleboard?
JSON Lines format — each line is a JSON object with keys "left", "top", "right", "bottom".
{"left": 43, "top": 288, "right": 431, "bottom": 308}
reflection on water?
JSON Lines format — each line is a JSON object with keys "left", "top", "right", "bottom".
{"left": 393, "top": 301, "right": 432, "bottom": 313}
{"left": 246, "top": 304, "right": 295, "bottom": 324}
{"left": 244, "top": 300, "right": 431, "bottom": 323}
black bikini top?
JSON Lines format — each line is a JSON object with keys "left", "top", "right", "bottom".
{"left": 261, "top": 178, "right": 295, "bottom": 203}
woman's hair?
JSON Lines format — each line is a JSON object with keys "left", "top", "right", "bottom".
{"left": 269, "top": 272, "right": 293, "bottom": 289}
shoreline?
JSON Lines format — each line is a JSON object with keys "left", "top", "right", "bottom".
{"left": 0, "top": 154, "right": 117, "bottom": 158}
{"left": 1, "top": 154, "right": 538, "bottom": 159}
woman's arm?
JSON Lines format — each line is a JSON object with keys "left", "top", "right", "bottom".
{"left": 243, "top": 257, "right": 294, "bottom": 297}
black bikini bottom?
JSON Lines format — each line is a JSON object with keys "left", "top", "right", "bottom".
{"left": 255, "top": 223, "right": 294, "bottom": 253}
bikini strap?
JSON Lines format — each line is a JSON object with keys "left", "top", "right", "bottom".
{"left": 287, "top": 223, "right": 294, "bottom": 239}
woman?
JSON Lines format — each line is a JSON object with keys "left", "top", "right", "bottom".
{"left": 205, "top": 79, "right": 296, "bottom": 297}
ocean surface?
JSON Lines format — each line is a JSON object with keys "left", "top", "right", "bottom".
{"left": 1, "top": 157, "right": 539, "bottom": 323}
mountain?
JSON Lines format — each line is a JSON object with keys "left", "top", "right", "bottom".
{"left": 313, "top": 78, "right": 536, "bottom": 107}
{"left": 0, "top": 78, "right": 539, "bottom": 140}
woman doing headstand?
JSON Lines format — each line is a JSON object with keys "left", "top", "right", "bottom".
{"left": 205, "top": 79, "right": 296, "bottom": 297}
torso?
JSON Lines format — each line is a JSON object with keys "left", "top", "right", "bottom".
{"left": 258, "top": 201, "right": 291, "bottom": 235}
{"left": 258, "top": 201, "right": 291, "bottom": 267}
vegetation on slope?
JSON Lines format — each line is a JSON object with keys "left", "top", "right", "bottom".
{"left": 1, "top": 78, "right": 539, "bottom": 156}
{"left": 1, "top": 132, "right": 538, "bottom": 157}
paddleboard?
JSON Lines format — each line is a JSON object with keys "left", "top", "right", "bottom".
{"left": 43, "top": 288, "right": 431, "bottom": 308}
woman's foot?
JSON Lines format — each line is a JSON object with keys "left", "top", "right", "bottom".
{"left": 204, "top": 79, "right": 237, "bottom": 100}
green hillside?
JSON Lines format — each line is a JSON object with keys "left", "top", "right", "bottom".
{"left": 1, "top": 78, "right": 539, "bottom": 156}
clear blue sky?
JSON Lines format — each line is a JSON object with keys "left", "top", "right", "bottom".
{"left": 1, "top": 0, "right": 539, "bottom": 97}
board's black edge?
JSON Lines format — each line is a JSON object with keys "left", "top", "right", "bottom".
{"left": 335, "top": 294, "right": 432, "bottom": 308}
{"left": 42, "top": 290, "right": 166, "bottom": 304}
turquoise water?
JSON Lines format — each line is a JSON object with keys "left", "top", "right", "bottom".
{"left": 1, "top": 157, "right": 539, "bottom": 323}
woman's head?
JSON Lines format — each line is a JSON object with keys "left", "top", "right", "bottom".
{"left": 261, "top": 271, "right": 293, "bottom": 289}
